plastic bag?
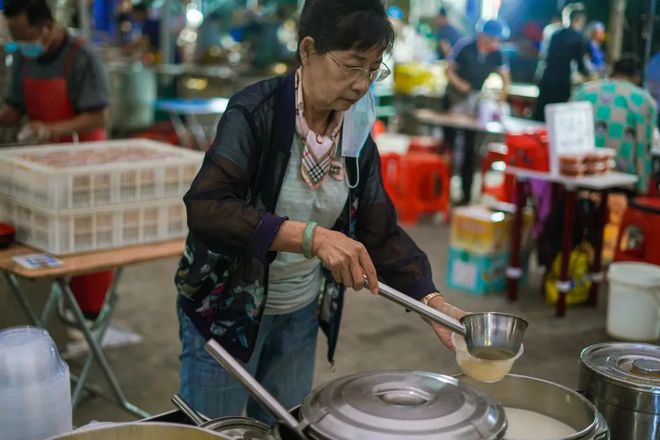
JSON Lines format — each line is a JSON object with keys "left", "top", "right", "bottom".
{"left": 545, "top": 241, "right": 593, "bottom": 305}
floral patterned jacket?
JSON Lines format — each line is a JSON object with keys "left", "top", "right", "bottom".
{"left": 175, "top": 73, "right": 436, "bottom": 363}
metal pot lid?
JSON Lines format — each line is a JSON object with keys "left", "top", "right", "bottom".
{"left": 300, "top": 370, "right": 506, "bottom": 440}
{"left": 581, "top": 342, "right": 660, "bottom": 392}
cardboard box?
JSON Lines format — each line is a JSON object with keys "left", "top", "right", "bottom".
{"left": 446, "top": 246, "right": 529, "bottom": 295}
{"left": 450, "top": 205, "right": 533, "bottom": 253}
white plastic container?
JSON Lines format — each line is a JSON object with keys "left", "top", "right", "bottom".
{"left": 0, "top": 196, "right": 187, "bottom": 255}
{"left": 0, "top": 327, "right": 72, "bottom": 440}
{"left": 0, "top": 139, "right": 202, "bottom": 210}
{"left": 373, "top": 132, "right": 410, "bottom": 155}
{"left": 607, "top": 262, "right": 660, "bottom": 341}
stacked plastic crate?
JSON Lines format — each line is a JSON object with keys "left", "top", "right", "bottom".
{"left": 0, "top": 139, "right": 204, "bottom": 254}
{"left": 447, "top": 205, "right": 534, "bottom": 295}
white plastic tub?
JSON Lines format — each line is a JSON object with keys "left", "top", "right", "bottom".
{"left": 607, "top": 262, "right": 660, "bottom": 341}
{"left": 0, "top": 196, "right": 187, "bottom": 255}
{"left": 0, "top": 139, "right": 202, "bottom": 210}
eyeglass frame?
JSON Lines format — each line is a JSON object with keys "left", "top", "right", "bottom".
{"left": 326, "top": 51, "right": 391, "bottom": 83}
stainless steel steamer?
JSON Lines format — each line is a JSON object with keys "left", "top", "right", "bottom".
{"left": 579, "top": 343, "right": 660, "bottom": 440}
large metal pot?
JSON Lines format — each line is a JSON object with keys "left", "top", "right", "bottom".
{"left": 458, "top": 374, "right": 609, "bottom": 440}
{"left": 200, "top": 417, "right": 271, "bottom": 439}
{"left": 205, "top": 307, "right": 513, "bottom": 440}
{"left": 578, "top": 343, "right": 660, "bottom": 440}
{"left": 46, "top": 422, "right": 232, "bottom": 439}
{"left": 269, "top": 370, "right": 507, "bottom": 440}
{"left": 169, "top": 394, "right": 272, "bottom": 439}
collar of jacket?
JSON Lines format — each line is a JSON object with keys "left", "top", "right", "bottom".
{"left": 259, "top": 72, "right": 361, "bottom": 215}
{"left": 272, "top": 72, "right": 297, "bottom": 154}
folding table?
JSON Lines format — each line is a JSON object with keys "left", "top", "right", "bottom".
{"left": 155, "top": 98, "right": 229, "bottom": 150}
{"left": 413, "top": 108, "right": 544, "bottom": 135}
{"left": 504, "top": 168, "right": 637, "bottom": 316}
{"left": 0, "top": 239, "right": 185, "bottom": 418}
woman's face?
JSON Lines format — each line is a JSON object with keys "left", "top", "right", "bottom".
{"left": 300, "top": 37, "right": 384, "bottom": 112}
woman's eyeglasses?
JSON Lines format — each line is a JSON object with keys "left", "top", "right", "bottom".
{"left": 327, "top": 52, "right": 391, "bottom": 83}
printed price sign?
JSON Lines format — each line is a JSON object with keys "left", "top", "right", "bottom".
{"left": 545, "top": 101, "right": 595, "bottom": 174}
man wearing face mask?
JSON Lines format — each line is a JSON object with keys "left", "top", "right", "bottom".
{"left": 0, "top": 0, "right": 112, "bottom": 322}
{"left": 0, "top": 0, "right": 109, "bottom": 142}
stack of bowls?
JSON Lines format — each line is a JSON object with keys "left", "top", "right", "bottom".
{"left": 0, "top": 326, "right": 72, "bottom": 440}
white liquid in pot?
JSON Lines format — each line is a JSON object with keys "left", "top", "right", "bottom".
{"left": 504, "top": 407, "right": 578, "bottom": 439}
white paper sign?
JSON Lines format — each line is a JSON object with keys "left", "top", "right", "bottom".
{"left": 453, "top": 260, "right": 478, "bottom": 290}
{"left": 545, "top": 101, "right": 595, "bottom": 174}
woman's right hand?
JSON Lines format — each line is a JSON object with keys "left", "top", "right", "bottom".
{"left": 312, "top": 227, "right": 379, "bottom": 294}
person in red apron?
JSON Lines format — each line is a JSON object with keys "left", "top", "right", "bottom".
{"left": 0, "top": 0, "right": 112, "bottom": 318}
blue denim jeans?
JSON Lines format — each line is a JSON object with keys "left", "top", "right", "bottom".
{"left": 177, "top": 299, "right": 319, "bottom": 424}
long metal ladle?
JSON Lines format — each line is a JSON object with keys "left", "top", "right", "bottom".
{"left": 371, "top": 278, "right": 527, "bottom": 361}
{"left": 373, "top": 279, "right": 466, "bottom": 334}
{"left": 205, "top": 339, "right": 308, "bottom": 440}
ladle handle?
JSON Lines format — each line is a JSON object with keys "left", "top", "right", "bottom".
{"left": 171, "top": 394, "right": 208, "bottom": 426}
{"left": 373, "top": 279, "right": 466, "bottom": 336}
{"left": 205, "top": 339, "right": 307, "bottom": 440}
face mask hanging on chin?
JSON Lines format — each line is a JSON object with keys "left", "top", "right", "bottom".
{"left": 18, "top": 42, "right": 46, "bottom": 59}
{"left": 4, "top": 40, "right": 46, "bottom": 59}
{"left": 341, "top": 89, "right": 377, "bottom": 189}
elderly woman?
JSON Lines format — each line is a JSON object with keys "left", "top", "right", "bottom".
{"left": 175, "top": 0, "right": 465, "bottom": 423}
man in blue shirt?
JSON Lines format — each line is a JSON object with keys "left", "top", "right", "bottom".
{"left": 647, "top": 52, "right": 660, "bottom": 128}
{"left": 435, "top": 8, "right": 461, "bottom": 59}
{"left": 585, "top": 21, "right": 606, "bottom": 77}
{"left": 444, "top": 19, "right": 511, "bottom": 204}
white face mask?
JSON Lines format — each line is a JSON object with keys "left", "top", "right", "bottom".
{"left": 341, "top": 89, "right": 376, "bottom": 159}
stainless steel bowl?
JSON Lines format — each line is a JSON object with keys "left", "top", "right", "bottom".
{"left": 461, "top": 312, "right": 528, "bottom": 360}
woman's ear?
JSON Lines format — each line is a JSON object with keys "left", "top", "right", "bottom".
{"left": 299, "top": 36, "right": 316, "bottom": 67}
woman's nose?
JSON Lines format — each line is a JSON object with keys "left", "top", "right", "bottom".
{"left": 352, "top": 75, "right": 371, "bottom": 96}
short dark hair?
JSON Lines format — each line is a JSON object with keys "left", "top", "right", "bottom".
{"left": 298, "top": 0, "right": 395, "bottom": 57}
{"left": 132, "top": 3, "right": 148, "bottom": 14}
{"left": 569, "top": 8, "right": 586, "bottom": 23}
{"left": 439, "top": 8, "right": 448, "bottom": 17}
{"left": 613, "top": 54, "right": 641, "bottom": 79}
{"left": 4, "top": 0, "right": 53, "bottom": 26}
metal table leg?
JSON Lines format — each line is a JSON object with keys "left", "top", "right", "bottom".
{"left": 3, "top": 268, "right": 148, "bottom": 417}
{"left": 588, "top": 189, "right": 609, "bottom": 307}
{"left": 557, "top": 187, "right": 577, "bottom": 317}
{"left": 69, "top": 269, "right": 123, "bottom": 408}
{"left": 55, "top": 275, "right": 149, "bottom": 418}
{"left": 507, "top": 177, "right": 527, "bottom": 301}
{"left": 4, "top": 271, "right": 42, "bottom": 325}
{"left": 187, "top": 114, "right": 210, "bottom": 150}
{"left": 168, "top": 113, "right": 191, "bottom": 148}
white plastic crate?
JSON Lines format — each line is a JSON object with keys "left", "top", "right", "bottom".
{"left": 0, "top": 196, "right": 188, "bottom": 255}
{"left": 0, "top": 139, "right": 203, "bottom": 210}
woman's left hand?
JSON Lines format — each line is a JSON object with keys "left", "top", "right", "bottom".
{"left": 426, "top": 295, "right": 467, "bottom": 352}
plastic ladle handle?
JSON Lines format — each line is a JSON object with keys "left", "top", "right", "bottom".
{"left": 205, "top": 339, "right": 308, "bottom": 440}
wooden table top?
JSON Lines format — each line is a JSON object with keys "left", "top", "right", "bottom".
{"left": 413, "top": 108, "right": 544, "bottom": 134}
{"left": 0, "top": 239, "right": 185, "bottom": 279}
{"left": 506, "top": 167, "right": 638, "bottom": 190}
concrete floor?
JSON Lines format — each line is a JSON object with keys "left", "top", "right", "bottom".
{"left": 3, "top": 220, "right": 617, "bottom": 427}
{"left": 68, "top": 219, "right": 621, "bottom": 427}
